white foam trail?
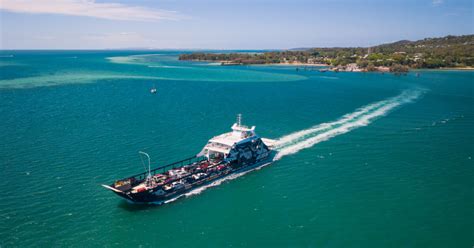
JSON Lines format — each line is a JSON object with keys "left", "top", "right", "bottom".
{"left": 274, "top": 89, "right": 424, "bottom": 160}
{"left": 159, "top": 89, "right": 424, "bottom": 205}
{"left": 275, "top": 100, "right": 386, "bottom": 147}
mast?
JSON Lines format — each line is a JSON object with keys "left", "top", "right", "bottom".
{"left": 236, "top": 113, "right": 242, "bottom": 127}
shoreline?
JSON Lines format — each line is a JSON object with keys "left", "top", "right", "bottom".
{"left": 431, "top": 67, "right": 474, "bottom": 71}
{"left": 182, "top": 59, "right": 474, "bottom": 72}
{"left": 246, "top": 63, "right": 474, "bottom": 72}
{"left": 180, "top": 59, "right": 328, "bottom": 67}
{"left": 264, "top": 62, "right": 329, "bottom": 67}
{"left": 250, "top": 64, "right": 474, "bottom": 71}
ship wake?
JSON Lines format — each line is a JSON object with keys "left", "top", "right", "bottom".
{"left": 154, "top": 88, "right": 424, "bottom": 205}
{"left": 273, "top": 88, "right": 425, "bottom": 160}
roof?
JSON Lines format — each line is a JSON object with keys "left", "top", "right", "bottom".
{"left": 209, "top": 132, "right": 243, "bottom": 147}
{"left": 208, "top": 123, "right": 256, "bottom": 147}
{"left": 198, "top": 119, "right": 259, "bottom": 156}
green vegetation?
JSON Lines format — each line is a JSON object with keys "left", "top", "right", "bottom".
{"left": 179, "top": 35, "right": 474, "bottom": 71}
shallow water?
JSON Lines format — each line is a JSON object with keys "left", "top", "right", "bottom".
{"left": 0, "top": 51, "right": 473, "bottom": 247}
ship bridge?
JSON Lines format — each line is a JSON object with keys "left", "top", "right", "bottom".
{"left": 198, "top": 114, "right": 257, "bottom": 161}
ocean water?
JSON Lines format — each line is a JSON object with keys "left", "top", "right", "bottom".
{"left": 0, "top": 51, "right": 472, "bottom": 247}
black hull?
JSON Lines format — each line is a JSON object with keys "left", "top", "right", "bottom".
{"left": 114, "top": 158, "right": 272, "bottom": 204}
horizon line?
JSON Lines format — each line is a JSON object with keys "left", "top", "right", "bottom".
{"left": 2, "top": 33, "right": 472, "bottom": 51}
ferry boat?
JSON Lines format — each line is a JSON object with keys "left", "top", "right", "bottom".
{"left": 102, "top": 114, "right": 276, "bottom": 204}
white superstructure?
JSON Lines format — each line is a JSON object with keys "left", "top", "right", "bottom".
{"left": 198, "top": 114, "right": 274, "bottom": 162}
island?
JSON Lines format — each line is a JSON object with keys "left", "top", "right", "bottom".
{"left": 179, "top": 35, "right": 474, "bottom": 73}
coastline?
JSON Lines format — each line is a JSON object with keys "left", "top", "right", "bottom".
{"left": 413, "top": 67, "right": 474, "bottom": 72}
{"left": 436, "top": 67, "right": 474, "bottom": 71}
{"left": 264, "top": 62, "right": 329, "bottom": 67}
{"left": 241, "top": 63, "right": 474, "bottom": 72}
{"left": 181, "top": 59, "right": 474, "bottom": 72}
{"left": 179, "top": 58, "right": 328, "bottom": 67}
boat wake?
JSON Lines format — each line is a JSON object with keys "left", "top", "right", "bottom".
{"left": 153, "top": 88, "right": 425, "bottom": 205}
{"left": 273, "top": 88, "right": 425, "bottom": 160}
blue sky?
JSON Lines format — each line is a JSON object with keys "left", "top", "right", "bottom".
{"left": 0, "top": 0, "right": 472, "bottom": 49}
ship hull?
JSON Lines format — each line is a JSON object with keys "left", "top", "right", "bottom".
{"left": 114, "top": 158, "right": 273, "bottom": 204}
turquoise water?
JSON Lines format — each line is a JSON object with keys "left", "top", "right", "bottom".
{"left": 0, "top": 51, "right": 472, "bottom": 247}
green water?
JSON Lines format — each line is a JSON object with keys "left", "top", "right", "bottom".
{"left": 0, "top": 51, "right": 472, "bottom": 247}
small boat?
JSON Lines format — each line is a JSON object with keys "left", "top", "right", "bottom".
{"left": 150, "top": 85, "right": 157, "bottom": 94}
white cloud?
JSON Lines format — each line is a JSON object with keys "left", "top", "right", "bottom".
{"left": 0, "top": 0, "right": 183, "bottom": 21}
{"left": 432, "top": 0, "right": 443, "bottom": 6}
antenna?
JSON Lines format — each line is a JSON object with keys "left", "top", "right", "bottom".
{"left": 138, "top": 151, "right": 152, "bottom": 185}
{"left": 237, "top": 113, "right": 242, "bottom": 126}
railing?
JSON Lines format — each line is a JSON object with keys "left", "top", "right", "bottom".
{"left": 134, "top": 158, "right": 228, "bottom": 191}
{"left": 119, "top": 156, "right": 208, "bottom": 182}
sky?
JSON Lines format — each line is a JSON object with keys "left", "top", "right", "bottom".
{"left": 0, "top": 0, "right": 472, "bottom": 49}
